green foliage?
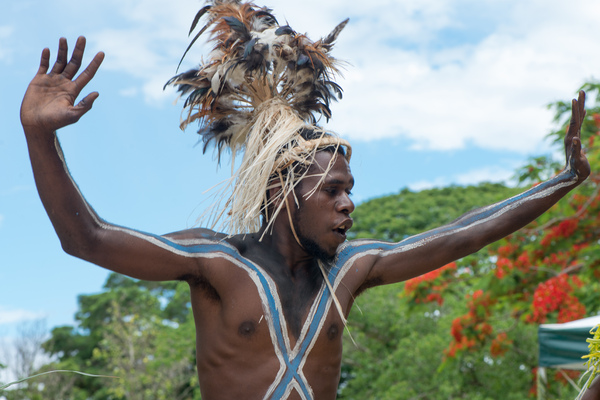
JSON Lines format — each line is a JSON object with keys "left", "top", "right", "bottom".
{"left": 341, "top": 286, "right": 540, "bottom": 400}
{"left": 12, "top": 275, "right": 201, "bottom": 400}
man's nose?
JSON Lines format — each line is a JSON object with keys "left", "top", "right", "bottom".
{"left": 337, "top": 193, "right": 354, "bottom": 214}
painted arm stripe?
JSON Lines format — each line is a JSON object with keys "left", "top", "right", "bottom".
{"left": 337, "top": 170, "right": 578, "bottom": 265}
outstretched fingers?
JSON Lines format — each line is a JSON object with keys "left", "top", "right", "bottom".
{"left": 45, "top": 37, "right": 104, "bottom": 89}
{"left": 74, "top": 91, "right": 100, "bottom": 114}
{"left": 23, "top": 37, "right": 105, "bottom": 132}
{"left": 564, "top": 90, "right": 590, "bottom": 179}
{"left": 61, "top": 36, "right": 86, "bottom": 80}
{"left": 50, "top": 37, "right": 69, "bottom": 75}
{"left": 565, "top": 91, "right": 586, "bottom": 159}
{"left": 37, "top": 47, "right": 51, "bottom": 75}
{"left": 577, "top": 90, "right": 586, "bottom": 128}
{"left": 73, "top": 50, "right": 105, "bottom": 92}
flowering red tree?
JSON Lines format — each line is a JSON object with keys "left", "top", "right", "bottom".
{"left": 402, "top": 82, "right": 600, "bottom": 396}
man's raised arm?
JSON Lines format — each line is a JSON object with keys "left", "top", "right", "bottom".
{"left": 20, "top": 37, "right": 207, "bottom": 281}
{"left": 358, "top": 91, "right": 590, "bottom": 286}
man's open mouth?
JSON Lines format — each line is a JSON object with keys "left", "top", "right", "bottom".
{"left": 333, "top": 220, "right": 353, "bottom": 238}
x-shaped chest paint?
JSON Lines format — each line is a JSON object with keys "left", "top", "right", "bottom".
{"left": 213, "top": 244, "right": 350, "bottom": 400}
{"left": 131, "top": 238, "right": 354, "bottom": 400}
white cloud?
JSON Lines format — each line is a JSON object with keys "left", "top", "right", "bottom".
{"left": 80, "top": 0, "right": 202, "bottom": 104}
{"left": 408, "top": 165, "right": 517, "bottom": 191}
{"left": 408, "top": 177, "right": 451, "bottom": 192}
{"left": 454, "top": 166, "right": 517, "bottom": 186}
{"left": 0, "top": 307, "right": 45, "bottom": 325}
{"left": 330, "top": 0, "right": 600, "bottom": 153}
{"left": 0, "top": 214, "right": 4, "bottom": 229}
{"left": 72, "top": 0, "right": 600, "bottom": 151}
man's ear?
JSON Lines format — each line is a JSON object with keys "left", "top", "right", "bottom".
{"left": 268, "top": 186, "right": 285, "bottom": 211}
{"left": 263, "top": 182, "right": 285, "bottom": 223}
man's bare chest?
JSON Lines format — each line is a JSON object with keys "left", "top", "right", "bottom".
{"left": 189, "top": 260, "right": 346, "bottom": 345}
{"left": 188, "top": 254, "right": 354, "bottom": 399}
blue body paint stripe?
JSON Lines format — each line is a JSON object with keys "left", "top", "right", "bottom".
{"left": 270, "top": 263, "right": 345, "bottom": 398}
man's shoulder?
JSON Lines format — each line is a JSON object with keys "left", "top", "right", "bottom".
{"left": 161, "top": 228, "right": 234, "bottom": 256}
{"left": 338, "top": 238, "right": 395, "bottom": 255}
{"left": 163, "top": 227, "right": 226, "bottom": 241}
{"left": 163, "top": 228, "right": 263, "bottom": 258}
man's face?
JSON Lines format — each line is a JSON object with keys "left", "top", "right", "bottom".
{"left": 292, "top": 151, "right": 355, "bottom": 262}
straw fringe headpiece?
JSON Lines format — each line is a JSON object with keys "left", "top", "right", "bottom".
{"left": 166, "top": 0, "right": 351, "bottom": 234}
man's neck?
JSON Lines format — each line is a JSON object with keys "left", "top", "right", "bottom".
{"left": 256, "top": 222, "right": 314, "bottom": 272}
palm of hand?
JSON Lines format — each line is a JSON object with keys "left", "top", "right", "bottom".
{"left": 20, "top": 36, "right": 104, "bottom": 134}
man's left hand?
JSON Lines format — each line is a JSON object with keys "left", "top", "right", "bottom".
{"left": 565, "top": 90, "right": 591, "bottom": 182}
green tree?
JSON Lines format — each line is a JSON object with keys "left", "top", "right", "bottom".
{"left": 16, "top": 274, "right": 201, "bottom": 400}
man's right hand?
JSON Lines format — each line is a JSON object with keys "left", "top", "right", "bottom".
{"left": 19, "top": 35, "right": 211, "bottom": 284}
{"left": 20, "top": 36, "right": 104, "bottom": 134}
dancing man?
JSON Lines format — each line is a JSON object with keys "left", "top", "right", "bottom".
{"left": 20, "top": 2, "right": 592, "bottom": 399}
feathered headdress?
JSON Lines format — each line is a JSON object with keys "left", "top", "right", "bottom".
{"left": 166, "top": 0, "right": 351, "bottom": 235}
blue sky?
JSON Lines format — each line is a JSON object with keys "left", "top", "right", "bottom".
{"left": 2, "top": 0, "right": 600, "bottom": 345}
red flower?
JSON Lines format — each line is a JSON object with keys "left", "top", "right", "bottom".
{"left": 403, "top": 262, "right": 456, "bottom": 305}
{"left": 528, "top": 275, "right": 586, "bottom": 323}
{"left": 490, "top": 332, "right": 512, "bottom": 357}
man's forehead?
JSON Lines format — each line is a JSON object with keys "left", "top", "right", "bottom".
{"left": 308, "top": 151, "right": 354, "bottom": 182}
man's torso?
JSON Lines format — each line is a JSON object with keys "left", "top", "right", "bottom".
{"left": 170, "top": 230, "right": 378, "bottom": 400}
